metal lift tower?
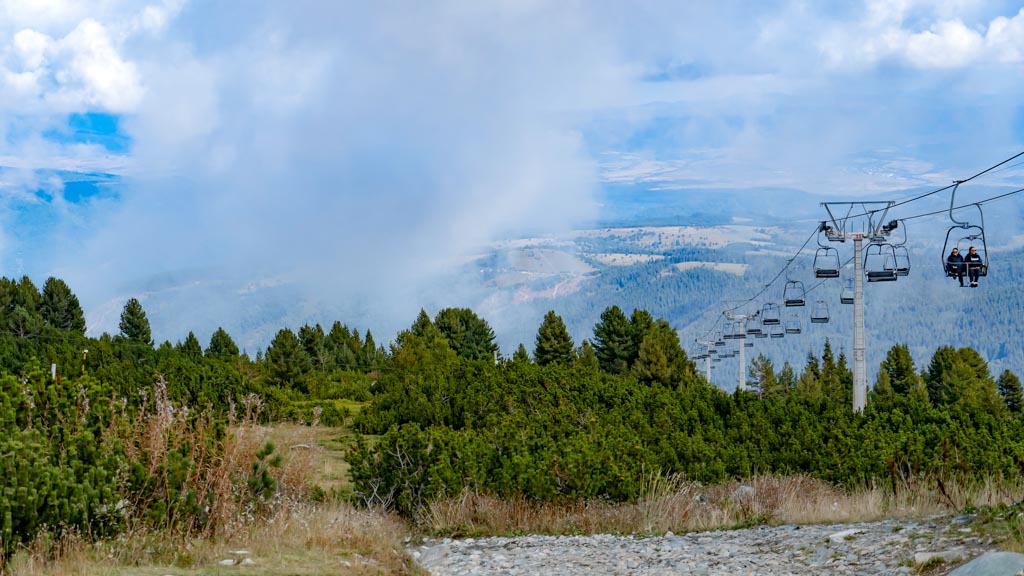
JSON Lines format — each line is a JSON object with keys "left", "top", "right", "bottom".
{"left": 723, "top": 311, "right": 758, "bottom": 392}
{"left": 821, "top": 201, "right": 895, "bottom": 413}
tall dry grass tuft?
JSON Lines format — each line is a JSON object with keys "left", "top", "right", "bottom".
{"left": 1, "top": 503, "right": 414, "bottom": 576}
{"left": 423, "top": 473, "right": 1024, "bottom": 537}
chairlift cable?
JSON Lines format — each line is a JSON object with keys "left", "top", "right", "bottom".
{"left": 693, "top": 166, "right": 1024, "bottom": 342}
{"left": 828, "top": 151, "right": 1024, "bottom": 226}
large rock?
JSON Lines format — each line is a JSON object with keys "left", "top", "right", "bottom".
{"left": 947, "top": 552, "right": 1024, "bottom": 576}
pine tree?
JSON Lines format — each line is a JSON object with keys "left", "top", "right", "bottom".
{"left": 628, "top": 309, "right": 655, "bottom": 367}
{"left": 298, "top": 324, "right": 330, "bottom": 372}
{"left": 14, "top": 276, "right": 41, "bottom": 311}
{"left": 39, "top": 277, "right": 86, "bottom": 334}
{"left": 434, "top": 308, "right": 498, "bottom": 361}
{"left": 881, "top": 343, "right": 921, "bottom": 396}
{"left": 749, "top": 354, "right": 778, "bottom": 397}
{"left": 574, "top": 340, "right": 599, "bottom": 371}
{"left": 118, "top": 298, "right": 153, "bottom": 346}
{"left": 632, "top": 319, "right": 692, "bottom": 387}
{"left": 327, "top": 321, "right": 358, "bottom": 368}
{"left": 265, "top": 328, "right": 312, "bottom": 391}
{"left": 997, "top": 370, "right": 1023, "bottom": 414}
{"left": 534, "top": 310, "right": 574, "bottom": 366}
{"left": 512, "top": 343, "right": 531, "bottom": 364}
{"left": 592, "top": 305, "right": 632, "bottom": 374}
{"left": 178, "top": 331, "right": 203, "bottom": 358}
{"left": 207, "top": 327, "right": 240, "bottom": 358}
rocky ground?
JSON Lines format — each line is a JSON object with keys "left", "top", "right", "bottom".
{"left": 412, "top": 515, "right": 1007, "bottom": 575}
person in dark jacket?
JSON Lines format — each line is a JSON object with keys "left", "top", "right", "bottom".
{"left": 946, "top": 247, "right": 965, "bottom": 286}
{"left": 964, "top": 245, "right": 983, "bottom": 287}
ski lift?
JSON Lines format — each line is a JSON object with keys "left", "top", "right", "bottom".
{"left": 942, "top": 199, "right": 988, "bottom": 280}
{"left": 840, "top": 278, "right": 854, "bottom": 304}
{"left": 754, "top": 330, "right": 768, "bottom": 339}
{"left": 745, "top": 316, "right": 763, "bottom": 336}
{"left": 784, "top": 312, "right": 802, "bottom": 335}
{"left": 783, "top": 278, "right": 806, "bottom": 307}
{"left": 864, "top": 242, "right": 898, "bottom": 282}
{"left": 744, "top": 341, "right": 753, "bottom": 348}
{"left": 714, "top": 331, "right": 725, "bottom": 346}
{"left": 813, "top": 228, "right": 841, "bottom": 278}
{"left": 761, "top": 302, "right": 782, "bottom": 325}
{"left": 810, "top": 300, "right": 830, "bottom": 324}
{"left": 883, "top": 219, "right": 910, "bottom": 277}
{"left": 769, "top": 324, "right": 785, "bottom": 339}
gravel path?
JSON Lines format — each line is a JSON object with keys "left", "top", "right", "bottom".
{"left": 412, "top": 515, "right": 1001, "bottom": 575}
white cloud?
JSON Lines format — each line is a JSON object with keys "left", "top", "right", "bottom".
{"left": 821, "top": 2, "right": 1024, "bottom": 69}
{"left": 986, "top": 8, "right": 1024, "bottom": 63}
{"left": 51, "top": 19, "right": 143, "bottom": 112}
{"left": 904, "top": 19, "right": 985, "bottom": 68}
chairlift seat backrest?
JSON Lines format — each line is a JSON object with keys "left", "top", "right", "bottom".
{"left": 783, "top": 280, "right": 806, "bottom": 307}
{"left": 813, "top": 247, "right": 841, "bottom": 278}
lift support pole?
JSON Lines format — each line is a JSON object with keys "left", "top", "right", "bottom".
{"left": 821, "top": 201, "right": 895, "bottom": 414}
{"left": 853, "top": 234, "right": 866, "bottom": 412}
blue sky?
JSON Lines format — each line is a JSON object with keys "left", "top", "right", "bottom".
{"left": 1, "top": 0, "right": 1024, "bottom": 344}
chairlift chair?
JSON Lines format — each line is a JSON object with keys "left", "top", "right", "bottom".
{"left": 813, "top": 247, "right": 841, "bottom": 278}
{"left": 864, "top": 242, "right": 898, "bottom": 282}
{"left": 744, "top": 341, "right": 753, "bottom": 348}
{"left": 884, "top": 219, "right": 910, "bottom": 277}
{"left": 754, "top": 331, "right": 768, "bottom": 339}
{"left": 840, "top": 278, "right": 854, "bottom": 304}
{"left": 714, "top": 331, "right": 725, "bottom": 346}
{"left": 769, "top": 324, "right": 785, "bottom": 339}
{"left": 810, "top": 300, "right": 829, "bottom": 324}
{"left": 943, "top": 229, "right": 988, "bottom": 279}
{"left": 745, "top": 317, "right": 763, "bottom": 336}
{"left": 942, "top": 192, "right": 989, "bottom": 280}
{"left": 761, "top": 302, "right": 782, "bottom": 325}
{"left": 784, "top": 312, "right": 802, "bottom": 335}
{"left": 783, "top": 279, "right": 807, "bottom": 307}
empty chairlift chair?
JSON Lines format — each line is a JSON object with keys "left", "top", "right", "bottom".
{"left": 783, "top": 280, "right": 806, "bottom": 307}
{"left": 813, "top": 247, "right": 841, "bottom": 278}
{"left": 745, "top": 317, "right": 763, "bottom": 337}
{"left": 810, "top": 300, "right": 830, "bottom": 324}
{"left": 840, "top": 279, "right": 854, "bottom": 304}
{"left": 784, "top": 312, "right": 802, "bottom": 335}
{"left": 761, "top": 302, "right": 782, "bottom": 325}
{"left": 864, "top": 242, "right": 898, "bottom": 282}
{"left": 884, "top": 220, "right": 911, "bottom": 277}
{"left": 769, "top": 324, "right": 785, "bottom": 339}
{"left": 714, "top": 331, "right": 726, "bottom": 346}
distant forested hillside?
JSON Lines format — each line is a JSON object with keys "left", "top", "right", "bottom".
{"left": 478, "top": 228, "right": 1024, "bottom": 389}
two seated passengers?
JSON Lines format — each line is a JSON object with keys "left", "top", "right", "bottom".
{"left": 946, "top": 246, "right": 983, "bottom": 288}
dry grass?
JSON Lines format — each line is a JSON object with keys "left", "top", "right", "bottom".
{"left": 421, "top": 473, "right": 1024, "bottom": 537}
{"left": 2, "top": 503, "right": 416, "bottom": 576}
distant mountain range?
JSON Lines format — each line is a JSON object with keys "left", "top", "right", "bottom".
{"left": 83, "top": 183, "right": 1024, "bottom": 388}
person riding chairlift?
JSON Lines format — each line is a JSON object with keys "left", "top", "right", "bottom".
{"left": 964, "top": 245, "right": 983, "bottom": 288}
{"left": 946, "top": 247, "right": 965, "bottom": 287}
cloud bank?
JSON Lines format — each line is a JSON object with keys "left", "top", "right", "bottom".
{"left": 0, "top": 0, "right": 1022, "bottom": 347}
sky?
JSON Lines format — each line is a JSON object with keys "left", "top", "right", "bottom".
{"left": 1, "top": 0, "right": 1024, "bottom": 348}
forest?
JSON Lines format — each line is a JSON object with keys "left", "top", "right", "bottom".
{"left": 0, "top": 274, "right": 1022, "bottom": 555}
